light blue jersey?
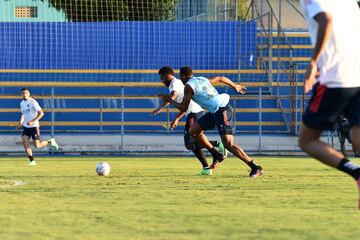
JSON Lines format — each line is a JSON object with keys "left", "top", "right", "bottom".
{"left": 186, "top": 76, "right": 230, "bottom": 113}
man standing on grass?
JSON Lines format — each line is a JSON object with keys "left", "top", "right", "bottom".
{"left": 298, "top": 0, "right": 360, "bottom": 208}
{"left": 159, "top": 67, "right": 263, "bottom": 177}
{"left": 153, "top": 66, "right": 227, "bottom": 175}
{"left": 17, "top": 88, "right": 58, "bottom": 166}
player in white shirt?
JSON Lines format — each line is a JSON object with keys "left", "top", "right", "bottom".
{"left": 17, "top": 88, "right": 58, "bottom": 166}
{"left": 160, "top": 67, "right": 263, "bottom": 178}
{"left": 298, "top": 0, "right": 360, "bottom": 208}
{"left": 152, "top": 66, "right": 227, "bottom": 175}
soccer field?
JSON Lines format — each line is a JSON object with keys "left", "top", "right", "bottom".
{"left": 1, "top": 156, "right": 360, "bottom": 240}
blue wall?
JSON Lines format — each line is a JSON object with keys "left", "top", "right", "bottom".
{"left": 0, "top": 21, "right": 256, "bottom": 72}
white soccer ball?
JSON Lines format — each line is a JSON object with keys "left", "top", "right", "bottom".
{"left": 96, "top": 162, "right": 111, "bottom": 176}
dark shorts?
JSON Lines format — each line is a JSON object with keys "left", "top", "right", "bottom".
{"left": 184, "top": 111, "right": 206, "bottom": 146}
{"left": 302, "top": 83, "right": 360, "bottom": 131}
{"left": 197, "top": 104, "right": 234, "bottom": 135}
{"left": 22, "top": 126, "right": 40, "bottom": 140}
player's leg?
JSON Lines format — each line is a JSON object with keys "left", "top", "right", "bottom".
{"left": 300, "top": 85, "right": 360, "bottom": 181}
{"left": 30, "top": 126, "right": 48, "bottom": 149}
{"left": 220, "top": 134, "right": 263, "bottom": 177}
{"left": 33, "top": 127, "right": 58, "bottom": 150}
{"left": 350, "top": 126, "right": 360, "bottom": 157}
{"left": 299, "top": 123, "right": 345, "bottom": 167}
{"left": 189, "top": 114, "right": 224, "bottom": 165}
{"left": 191, "top": 111, "right": 227, "bottom": 157}
{"left": 212, "top": 104, "right": 263, "bottom": 175}
{"left": 22, "top": 134, "right": 36, "bottom": 165}
{"left": 184, "top": 114, "right": 210, "bottom": 173}
{"left": 33, "top": 139, "right": 49, "bottom": 148}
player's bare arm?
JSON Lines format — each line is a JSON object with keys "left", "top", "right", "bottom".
{"left": 16, "top": 115, "right": 24, "bottom": 130}
{"left": 304, "top": 12, "right": 333, "bottom": 93}
{"left": 159, "top": 85, "right": 193, "bottom": 112}
{"left": 171, "top": 111, "right": 186, "bottom": 129}
{"left": 209, "top": 76, "right": 246, "bottom": 94}
{"left": 28, "top": 110, "right": 44, "bottom": 126}
{"left": 152, "top": 91, "right": 178, "bottom": 115}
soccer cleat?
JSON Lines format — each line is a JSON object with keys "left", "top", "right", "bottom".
{"left": 209, "top": 154, "right": 225, "bottom": 170}
{"left": 249, "top": 165, "right": 264, "bottom": 178}
{"left": 48, "top": 138, "right": 59, "bottom": 150}
{"left": 28, "top": 160, "right": 37, "bottom": 166}
{"left": 217, "top": 141, "right": 228, "bottom": 158}
{"left": 199, "top": 167, "right": 212, "bottom": 176}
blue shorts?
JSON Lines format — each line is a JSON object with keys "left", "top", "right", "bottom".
{"left": 184, "top": 111, "right": 206, "bottom": 146}
{"left": 22, "top": 126, "right": 41, "bottom": 140}
{"left": 197, "top": 104, "right": 234, "bottom": 135}
{"left": 302, "top": 83, "right": 360, "bottom": 131}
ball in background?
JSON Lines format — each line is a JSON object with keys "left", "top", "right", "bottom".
{"left": 96, "top": 162, "right": 111, "bottom": 176}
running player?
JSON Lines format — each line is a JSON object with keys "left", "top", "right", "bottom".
{"left": 153, "top": 66, "right": 227, "bottom": 175}
{"left": 298, "top": 0, "right": 360, "bottom": 208}
{"left": 17, "top": 88, "right": 58, "bottom": 165}
{"left": 159, "top": 67, "right": 263, "bottom": 177}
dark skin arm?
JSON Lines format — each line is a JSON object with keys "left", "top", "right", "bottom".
{"left": 208, "top": 76, "right": 247, "bottom": 94}
{"left": 158, "top": 85, "right": 193, "bottom": 112}
{"left": 304, "top": 12, "right": 333, "bottom": 93}
{"left": 152, "top": 91, "right": 178, "bottom": 115}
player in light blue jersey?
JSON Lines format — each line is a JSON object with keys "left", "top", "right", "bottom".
{"left": 153, "top": 66, "right": 227, "bottom": 175}
{"left": 159, "top": 67, "right": 263, "bottom": 177}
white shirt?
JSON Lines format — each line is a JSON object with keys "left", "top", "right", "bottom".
{"left": 20, "top": 98, "right": 42, "bottom": 128}
{"left": 300, "top": 0, "right": 360, "bottom": 88}
{"left": 168, "top": 78, "right": 204, "bottom": 116}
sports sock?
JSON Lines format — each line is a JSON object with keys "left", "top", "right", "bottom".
{"left": 209, "top": 140, "right": 219, "bottom": 147}
{"left": 246, "top": 160, "right": 258, "bottom": 170}
{"left": 192, "top": 147, "right": 208, "bottom": 168}
{"left": 28, "top": 156, "right": 34, "bottom": 162}
{"left": 337, "top": 158, "right": 360, "bottom": 180}
{"left": 209, "top": 147, "right": 222, "bottom": 159}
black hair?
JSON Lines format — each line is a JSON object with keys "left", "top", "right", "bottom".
{"left": 158, "top": 66, "right": 175, "bottom": 76}
{"left": 21, "top": 88, "right": 30, "bottom": 92}
{"left": 179, "top": 66, "right": 193, "bottom": 77}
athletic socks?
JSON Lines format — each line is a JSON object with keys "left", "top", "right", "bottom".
{"left": 338, "top": 158, "right": 360, "bottom": 180}
{"left": 192, "top": 147, "right": 209, "bottom": 168}
{"left": 208, "top": 147, "right": 224, "bottom": 162}
{"left": 246, "top": 160, "right": 259, "bottom": 170}
{"left": 209, "top": 140, "right": 219, "bottom": 147}
{"left": 28, "top": 156, "right": 34, "bottom": 162}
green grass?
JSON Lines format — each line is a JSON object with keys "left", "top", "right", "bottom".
{"left": 0, "top": 156, "right": 360, "bottom": 240}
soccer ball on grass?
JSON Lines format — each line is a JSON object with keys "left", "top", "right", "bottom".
{"left": 96, "top": 162, "right": 111, "bottom": 176}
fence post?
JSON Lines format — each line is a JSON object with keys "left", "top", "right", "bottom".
{"left": 51, "top": 87, "right": 55, "bottom": 138}
{"left": 120, "top": 87, "right": 124, "bottom": 154}
{"left": 259, "top": 87, "right": 262, "bottom": 154}
{"left": 268, "top": 11, "right": 273, "bottom": 92}
{"left": 100, "top": 95, "right": 103, "bottom": 133}
{"left": 166, "top": 106, "right": 170, "bottom": 134}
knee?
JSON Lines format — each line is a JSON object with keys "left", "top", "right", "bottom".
{"left": 189, "top": 128, "right": 197, "bottom": 138}
{"left": 223, "top": 141, "right": 233, "bottom": 151}
{"left": 185, "top": 144, "right": 194, "bottom": 150}
{"left": 298, "top": 136, "right": 310, "bottom": 151}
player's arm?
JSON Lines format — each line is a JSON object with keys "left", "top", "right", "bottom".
{"left": 304, "top": 11, "right": 333, "bottom": 93}
{"left": 208, "top": 76, "right": 246, "bottom": 94}
{"left": 16, "top": 114, "right": 24, "bottom": 130}
{"left": 170, "top": 111, "right": 186, "bottom": 129}
{"left": 159, "top": 85, "right": 193, "bottom": 112}
{"left": 28, "top": 110, "right": 44, "bottom": 126}
{"left": 151, "top": 91, "right": 178, "bottom": 115}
